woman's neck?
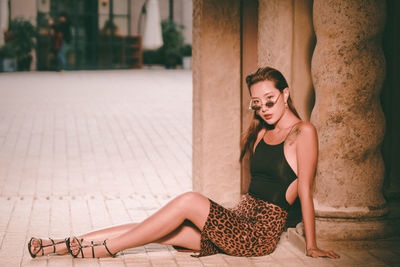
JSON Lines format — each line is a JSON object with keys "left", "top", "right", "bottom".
{"left": 272, "top": 110, "right": 301, "bottom": 131}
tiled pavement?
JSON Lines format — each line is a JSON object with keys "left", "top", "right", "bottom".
{"left": 0, "top": 70, "right": 399, "bottom": 267}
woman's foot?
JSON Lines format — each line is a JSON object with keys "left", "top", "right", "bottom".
{"left": 67, "top": 237, "right": 117, "bottom": 258}
{"left": 28, "top": 237, "right": 69, "bottom": 258}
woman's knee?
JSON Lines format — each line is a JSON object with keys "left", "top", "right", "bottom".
{"left": 173, "top": 192, "right": 211, "bottom": 228}
{"left": 175, "top": 192, "right": 208, "bottom": 209}
{"left": 179, "top": 192, "right": 205, "bottom": 202}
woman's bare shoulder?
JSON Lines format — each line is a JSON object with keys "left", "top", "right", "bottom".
{"left": 296, "top": 121, "right": 318, "bottom": 142}
{"left": 297, "top": 121, "right": 316, "bottom": 133}
{"left": 287, "top": 121, "right": 317, "bottom": 144}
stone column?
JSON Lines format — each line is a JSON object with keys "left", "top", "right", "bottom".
{"left": 258, "top": 0, "right": 315, "bottom": 121}
{"left": 310, "top": 0, "right": 391, "bottom": 240}
{"left": 0, "top": 0, "right": 8, "bottom": 45}
{"left": 181, "top": 0, "right": 192, "bottom": 44}
{"left": 258, "top": 0, "right": 293, "bottom": 83}
{"left": 192, "top": 0, "right": 241, "bottom": 207}
{"left": 240, "top": 0, "right": 258, "bottom": 194}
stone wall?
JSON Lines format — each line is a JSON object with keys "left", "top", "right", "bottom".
{"left": 240, "top": 0, "right": 258, "bottom": 194}
{"left": 9, "top": 0, "right": 36, "bottom": 25}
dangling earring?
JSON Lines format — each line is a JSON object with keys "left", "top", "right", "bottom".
{"left": 285, "top": 102, "right": 288, "bottom": 108}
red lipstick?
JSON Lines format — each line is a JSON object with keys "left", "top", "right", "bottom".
{"left": 264, "top": 114, "right": 272, "bottom": 120}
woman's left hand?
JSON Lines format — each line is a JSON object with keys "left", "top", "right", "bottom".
{"left": 306, "top": 247, "right": 340, "bottom": 259}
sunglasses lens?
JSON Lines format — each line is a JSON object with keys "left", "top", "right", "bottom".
{"left": 265, "top": 102, "right": 275, "bottom": 108}
{"left": 250, "top": 99, "right": 261, "bottom": 111}
{"left": 250, "top": 94, "right": 280, "bottom": 111}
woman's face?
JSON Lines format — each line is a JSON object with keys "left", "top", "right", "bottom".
{"left": 250, "top": 80, "right": 286, "bottom": 125}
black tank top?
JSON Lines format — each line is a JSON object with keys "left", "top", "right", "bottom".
{"left": 248, "top": 127, "right": 298, "bottom": 211}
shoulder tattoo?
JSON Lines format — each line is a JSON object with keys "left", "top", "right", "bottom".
{"left": 286, "top": 126, "right": 301, "bottom": 146}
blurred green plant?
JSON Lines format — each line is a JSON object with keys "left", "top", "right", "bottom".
{"left": 143, "top": 20, "right": 188, "bottom": 68}
{"left": 159, "top": 20, "right": 184, "bottom": 68}
{"left": 181, "top": 44, "right": 192, "bottom": 57}
{"left": 1, "top": 18, "right": 36, "bottom": 70}
{"left": 0, "top": 43, "right": 16, "bottom": 58}
{"left": 143, "top": 49, "right": 162, "bottom": 65}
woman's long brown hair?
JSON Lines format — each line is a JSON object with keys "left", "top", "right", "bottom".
{"left": 239, "top": 67, "right": 300, "bottom": 162}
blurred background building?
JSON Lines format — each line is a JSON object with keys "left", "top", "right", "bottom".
{"left": 0, "top": 0, "right": 192, "bottom": 70}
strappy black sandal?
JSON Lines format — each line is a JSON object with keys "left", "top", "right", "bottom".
{"left": 66, "top": 237, "right": 117, "bottom": 258}
{"left": 27, "top": 237, "right": 68, "bottom": 258}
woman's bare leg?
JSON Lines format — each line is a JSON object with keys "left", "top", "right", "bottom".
{"left": 29, "top": 217, "right": 202, "bottom": 257}
{"left": 29, "top": 222, "right": 200, "bottom": 257}
{"left": 69, "top": 192, "right": 210, "bottom": 257}
{"left": 79, "top": 221, "right": 202, "bottom": 250}
{"left": 77, "top": 221, "right": 201, "bottom": 250}
{"left": 79, "top": 220, "right": 202, "bottom": 250}
{"left": 156, "top": 220, "right": 201, "bottom": 250}
{"left": 79, "top": 223, "right": 138, "bottom": 240}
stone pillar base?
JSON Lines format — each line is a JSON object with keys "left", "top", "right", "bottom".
{"left": 288, "top": 202, "right": 400, "bottom": 251}
{"left": 288, "top": 227, "right": 400, "bottom": 252}
{"left": 314, "top": 217, "right": 398, "bottom": 240}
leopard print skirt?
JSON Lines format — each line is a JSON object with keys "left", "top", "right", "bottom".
{"left": 195, "top": 193, "right": 288, "bottom": 257}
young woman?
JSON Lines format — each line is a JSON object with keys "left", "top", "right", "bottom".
{"left": 28, "top": 67, "right": 339, "bottom": 259}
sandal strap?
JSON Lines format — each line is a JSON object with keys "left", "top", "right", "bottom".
{"left": 103, "top": 240, "right": 117, "bottom": 258}
{"left": 78, "top": 238, "right": 85, "bottom": 258}
{"left": 51, "top": 238, "right": 55, "bottom": 253}
{"left": 40, "top": 239, "right": 44, "bottom": 256}
{"left": 40, "top": 238, "right": 55, "bottom": 253}
{"left": 40, "top": 238, "right": 67, "bottom": 254}
{"left": 70, "top": 237, "right": 117, "bottom": 258}
{"left": 80, "top": 241, "right": 103, "bottom": 249}
{"left": 79, "top": 239, "right": 104, "bottom": 258}
{"left": 28, "top": 237, "right": 44, "bottom": 258}
{"left": 69, "top": 237, "right": 85, "bottom": 258}
{"left": 91, "top": 241, "right": 95, "bottom": 258}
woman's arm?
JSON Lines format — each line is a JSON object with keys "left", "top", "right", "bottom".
{"left": 296, "top": 122, "right": 339, "bottom": 259}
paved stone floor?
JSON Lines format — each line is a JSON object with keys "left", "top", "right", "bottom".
{"left": 0, "top": 70, "right": 399, "bottom": 266}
